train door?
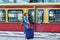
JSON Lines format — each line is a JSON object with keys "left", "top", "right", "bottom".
{"left": 28, "top": 9, "right": 36, "bottom": 31}
{"left": 28, "top": 9, "right": 44, "bottom": 32}
{"left": 36, "top": 9, "right": 44, "bottom": 32}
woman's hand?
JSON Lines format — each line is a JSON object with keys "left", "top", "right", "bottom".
{"left": 28, "top": 22, "right": 30, "bottom": 24}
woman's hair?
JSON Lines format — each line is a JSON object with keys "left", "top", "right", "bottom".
{"left": 23, "top": 13, "right": 27, "bottom": 16}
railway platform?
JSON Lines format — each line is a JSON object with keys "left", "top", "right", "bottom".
{"left": 0, "top": 31, "right": 60, "bottom": 40}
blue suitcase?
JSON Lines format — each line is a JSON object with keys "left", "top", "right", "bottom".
{"left": 25, "top": 27, "right": 34, "bottom": 39}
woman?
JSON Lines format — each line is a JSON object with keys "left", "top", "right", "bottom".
{"left": 23, "top": 13, "right": 29, "bottom": 34}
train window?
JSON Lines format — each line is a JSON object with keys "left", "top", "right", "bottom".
{"left": 49, "top": 10, "right": 60, "bottom": 23}
{"left": 8, "top": 0, "right": 14, "bottom": 3}
{"left": 29, "top": 0, "right": 60, "bottom": 3}
{"left": 44, "top": 0, "right": 60, "bottom": 2}
{"left": 39, "top": 0, "right": 44, "bottom": 2}
{"left": 49, "top": 10, "right": 55, "bottom": 22}
{"left": 0, "top": 0, "right": 14, "bottom": 3}
{"left": 37, "top": 10, "right": 43, "bottom": 24}
{"left": 28, "top": 10, "right": 35, "bottom": 24}
{"left": 16, "top": 0, "right": 30, "bottom": 3}
{"left": 44, "top": 0, "right": 54, "bottom": 2}
{"left": 8, "top": 10, "right": 23, "bottom": 22}
{"left": 0, "top": 0, "right": 60, "bottom": 3}
{"left": 0, "top": 10, "right": 5, "bottom": 22}
{"left": 30, "top": 0, "right": 39, "bottom": 2}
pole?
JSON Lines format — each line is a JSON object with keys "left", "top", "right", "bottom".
{"left": 34, "top": 6, "right": 37, "bottom": 31}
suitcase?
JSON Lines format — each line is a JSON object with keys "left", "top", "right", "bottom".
{"left": 25, "top": 27, "right": 34, "bottom": 39}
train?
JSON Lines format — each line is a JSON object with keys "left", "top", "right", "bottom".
{"left": 0, "top": 3, "right": 60, "bottom": 32}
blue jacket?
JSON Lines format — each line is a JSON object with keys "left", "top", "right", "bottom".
{"left": 23, "top": 16, "right": 28, "bottom": 28}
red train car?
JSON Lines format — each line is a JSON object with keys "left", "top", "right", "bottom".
{"left": 0, "top": 3, "right": 60, "bottom": 32}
